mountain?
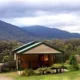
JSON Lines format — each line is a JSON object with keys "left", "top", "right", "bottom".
{"left": 22, "top": 25, "right": 80, "bottom": 39}
{"left": 0, "top": 20, "right": 80, "bottom": 43}
{"left": 0, "top": 20, "right": 36, "bottom": 42}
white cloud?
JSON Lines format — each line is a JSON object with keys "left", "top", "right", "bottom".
{"left": 2, "top": 13, "right": 80, "bottom": 33}
{"left": 0, "top": 0, "right": 80, "bottom": 33}
{"left": 61, "top": 26, "right": 80, "bottom": 33}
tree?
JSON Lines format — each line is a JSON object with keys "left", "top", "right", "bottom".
{"left": 69, "top": 54, "right": 79, "bottom": 70}
{"left": 76, "top": 46, "right": 80, "bottom": 55}
{"left": 2, "top": 55, "right": 11, "bottom": 62}
{"left": 0, "top": 40, "right": 21, "bottom": 62}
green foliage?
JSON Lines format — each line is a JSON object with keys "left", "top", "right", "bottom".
{"left": 2, "top": 55, "right": 11, "bottom": 62}
{"left": 1, "top": 67, "right": 10, "bottom": 72}
{"left": 76, "top": 46, "right": 80, "bottom": 55}
{"left": 0, "top": 39, "right": 80, "bottom": 72}
{"left": 51, "top": 63, "right": 62, "bottom": 68}
{"left": 45, "top": 39, "right": 80, "bottom": 61}
{"left": 1, "top": 61, "right": 16, "bottom": 72}
{"left": 64, "top": 63, "right": 72, "bottom": 71}
{"left": 34, "top": 68, "right": 45, "bottom": 75}
{"left": 0, "top": 41, "right": 20, "bottom": 62}
{"left": 34, "top": 67, "right": 53, "bottom": 75}
{"left": 69, "top": 54, "right": 79, "bottom": 70}
{"left": 69, "top": 55, "right": 76, "bottom": 65}
{"left": 2, "top": 71, "right": 80, "bottom": 80}
{"left": 21, "top": 68, "right": 34, "bottom": 76}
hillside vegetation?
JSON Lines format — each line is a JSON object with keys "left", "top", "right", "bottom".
{"left": 0, "top": 39, "right": 80, "bottom": 63}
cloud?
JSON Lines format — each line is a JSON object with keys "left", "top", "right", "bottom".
{"left": 0, "top": 0, "right": 80, "bottom": 33}
{"left": 0, "top": 0, "right": 80, "bottom": 18}
{"left": 1, "top": 13, "right": 78, "bottom": 27}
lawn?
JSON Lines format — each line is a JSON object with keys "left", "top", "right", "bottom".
{"left": 0, "top": 71, "right": 80, "bottom": 80}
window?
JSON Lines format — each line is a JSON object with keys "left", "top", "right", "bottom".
{"left": 44, "top": 55, "right": 49, "bottom": 61}
{"left": 40, "top": 54, "right": 49, "bottom": 61}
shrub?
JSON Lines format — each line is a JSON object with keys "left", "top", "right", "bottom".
{"left": 21, "top": 68, "right": 28, "bottom": 76}
{"left": 64, "top": 63, "right": 72, "bottom": 71}
{"left": 69, "top": 54, "right": 79, "bottom": 70}
{"left": 1, "top": 63, "right": 10, "bottom": 72}
{"left": 44, "top": 67, "right": 53, "bottom": 74}
{"left": 1, "top": 61, "right": 16, "bottom": 72}
{"left": 34, "top": 68, "right": 45, "bottom": 75}
{"left": 6, "top": 61, "right": 16, "bottom": 70}
{"left": 2, "top": 56, "right": 11, "bottom": 63}
{"left": 34, "top": 67, "right": 53, "bottom": 75}
{"left": 51, "top": 63, "right": 62, "bottom": 68}
{"left": 64, "top": 64, "right": 71, "bottom": 69}
{"left": 21, "top": 68, "right": 34, "bottom": 76}
{"left": 28, "top": 69, "right": 34, "bottom": 76}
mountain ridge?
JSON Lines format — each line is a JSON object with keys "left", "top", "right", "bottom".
{"left": 0, "top": 20, "right": 36, "bottom": 42}
{"left": 0, "top": 20, "right": 80, "bottom": 43}
{"left": 21, "top": 25, "right": 80, "bottom": 39}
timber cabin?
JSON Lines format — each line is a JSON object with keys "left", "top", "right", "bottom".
{"left": 13, "top": 41, "right": 63, "bottom": 70}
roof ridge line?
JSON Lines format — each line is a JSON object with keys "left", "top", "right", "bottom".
{"left": 12, "top": 41, "right": 36, "bottom": 52}
{"left": 17, "top": 42, "right": 42, "bottom": 53}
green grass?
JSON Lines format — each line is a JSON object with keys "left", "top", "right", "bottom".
{"left": 0, "top": 71, "right": 80, "bottom": 80}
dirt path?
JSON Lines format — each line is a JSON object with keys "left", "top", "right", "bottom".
{"left": 0, "top": 76, "right": 13, "bottom": 80}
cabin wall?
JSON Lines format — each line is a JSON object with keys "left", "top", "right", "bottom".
{"left": 49, "top": 54, "right": 54, "bottom": 65}
{"left": 18, "top": 54, "right": 54, "bottom": 69}
{"left": 20, "top": 54, "right": 39, "bottom": 68}
{"left": 20, "top": 54, "right": 39, "bottom": 61}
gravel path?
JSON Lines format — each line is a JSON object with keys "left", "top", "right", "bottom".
{"left": 0, "top": 76, "right": 13, "bottom": 80}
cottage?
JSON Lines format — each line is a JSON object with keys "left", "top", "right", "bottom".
{"left": 13, "top": 41, "right": 63, "bottom": 70}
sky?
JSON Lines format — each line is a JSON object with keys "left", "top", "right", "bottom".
{"left": 0, "top": 0, "right": 80, "bottom": 33}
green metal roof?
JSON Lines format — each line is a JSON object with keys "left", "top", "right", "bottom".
{"left": 17, "top": 42, "right": 42, "bottom": 53}
{"left": 12, "top": 41, "right": 63, "bottom": 54}
{"left": 12, "top": 41, "right": 35, "bottom": 52}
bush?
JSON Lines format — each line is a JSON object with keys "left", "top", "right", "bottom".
{"left": 1, "top": 63, "right": 10, "bottom": 72}
{"left": 69, "top": 54, "right": 79, "bottom": 70}
{"left": 28, "top": 69, "right": 34, "bottom": 76}
{"left": 21, "top": 68, "right": 28, "bottom": 76}
{"left": 51, "top": 63, "right": 62, "bottom": 68}
{"left": 2, "top": 56, "right": 11, "bottom": 63}
{"left": 6, "top": 61, "right": 16, "bottom": 70}
{"left": 34, "top": 67, "right": 53, "bottom": 75}
{"left": 44, "top": 67, "right": 53, "bottom": 74}
{"left": 1, "top": 61, "right": 16, "bottom": 72}
{"left": 64, "top": 63, "right": 72, "bottom": 71}
{"left": 34, "top": 68, "right": 45, "bottom": 75}
{"left": 21, "top": 68, "right": 34, "bottom": 76}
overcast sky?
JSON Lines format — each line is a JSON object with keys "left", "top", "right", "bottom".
{"left": 0, "top": 0, "right": 80, "bottom": 33}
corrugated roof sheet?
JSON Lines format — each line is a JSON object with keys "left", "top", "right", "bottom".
{"left": 12, "top": 41, "right": 63, "bottom": 54}
{"left": 12, "top": 41, "right": 35, "bottom": 52}
{"left": 17, "top": 42, "right": 42, "bottom": 53}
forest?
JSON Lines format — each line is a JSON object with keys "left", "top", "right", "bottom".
{"left": 0, "top": 39, "right": 80, "bottom": 63}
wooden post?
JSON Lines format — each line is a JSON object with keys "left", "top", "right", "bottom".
{"left": 16, "top": 54, "right": 19, "bottom": 70}
{"left": 18, "top": 55, "right": 21, "bottom": 71}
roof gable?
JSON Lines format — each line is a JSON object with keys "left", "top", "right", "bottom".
{"left": 13, "top": 41, "right": 62, "bottom": 54}
{"left": 17, "top": 42, "right": 42, "bottom": 53}
{"left": 23, "top": 44, "right": 61, "bottom": 54}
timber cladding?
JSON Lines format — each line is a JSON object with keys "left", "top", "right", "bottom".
{"left": 20, "top": 54, "right": 39, "bottom": 68}
{"left": 19, "top": 54, "right": 54, "bottom": 68}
